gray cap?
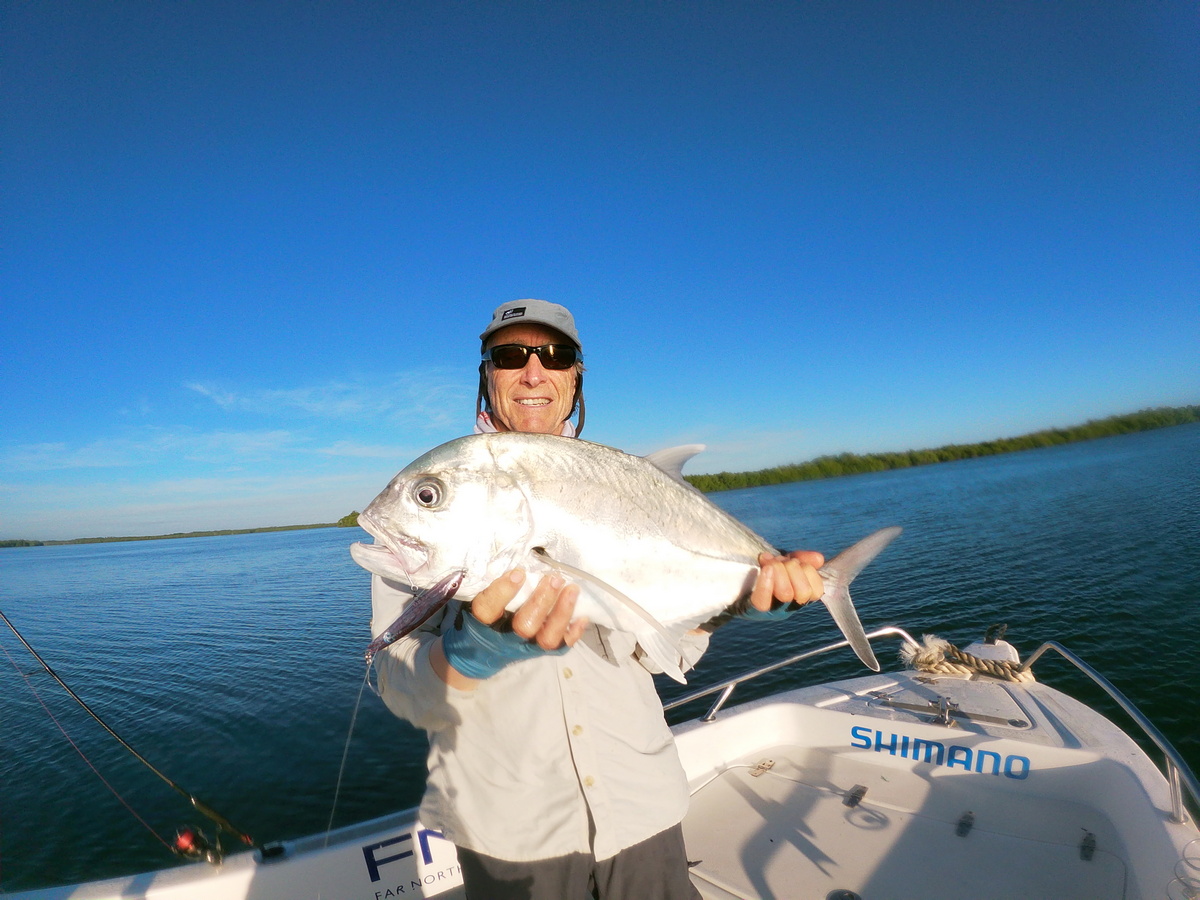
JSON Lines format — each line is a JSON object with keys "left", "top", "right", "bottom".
{"left": 480, "top": 299, "right": 582, "bottom": 350}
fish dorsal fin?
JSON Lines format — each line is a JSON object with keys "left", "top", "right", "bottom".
{"left": 644, "top": 444, "right": 706, "bottom": 486}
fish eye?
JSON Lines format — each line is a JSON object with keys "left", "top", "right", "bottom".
{"left": 412, "top": 478, "right": 444, "bottom": 509}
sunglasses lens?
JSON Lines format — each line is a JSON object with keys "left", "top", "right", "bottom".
{"left": 489, "top": 345, "right": 530, "bottom": 369}
{"left": 539, "top": 345, "right": 577, "bottom": 369}
{"left": 488, "top": 344, "right": 578, "bottom": 370}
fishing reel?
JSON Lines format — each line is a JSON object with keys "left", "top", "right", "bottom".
{"left": 173, "top": 825, "right": 224, "bottom": 864}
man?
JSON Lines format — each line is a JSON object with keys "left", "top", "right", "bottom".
{"left": 371, "top": 300, "right": 824, "bottom": 900}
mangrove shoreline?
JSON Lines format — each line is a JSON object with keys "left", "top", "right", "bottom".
{"left": 684, "top": 404, "right": 1199, "bottom": 493}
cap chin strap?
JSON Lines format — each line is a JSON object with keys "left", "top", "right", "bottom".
{"left": 574, "top": 386, "right": 586, "bottom": 435}
{"left": 475, "top": 363, "right": 585, "bottom": 436}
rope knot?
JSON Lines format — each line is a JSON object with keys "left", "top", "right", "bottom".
{"left": 901, "top": 634, "right": 1036, "bottom": 683}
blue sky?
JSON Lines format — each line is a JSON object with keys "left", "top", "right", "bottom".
{"left": 2, "top": 2, "right": 1197, "bottom": 540}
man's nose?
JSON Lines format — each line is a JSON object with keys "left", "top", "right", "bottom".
{"left": 520, "top": 353, "right": 546, "bottom": 384}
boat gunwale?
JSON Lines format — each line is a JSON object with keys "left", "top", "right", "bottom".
{"left": 1020, "top": 639, "right": 1200, "bottom": 824}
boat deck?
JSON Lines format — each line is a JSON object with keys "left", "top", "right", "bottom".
{"left": 683, "top": 741, "right": 1126, "bottom": 900}
{"left": 673, "top": 670, "right": 1193, "bottom": 900}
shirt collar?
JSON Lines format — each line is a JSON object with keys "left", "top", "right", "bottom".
{"left": 475, "top": 412, "right": 576, "bottom": 437}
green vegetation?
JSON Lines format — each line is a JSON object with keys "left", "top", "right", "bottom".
{"left": 684, "top": 405, "right": 1200, "bottom": 493}
{"left": 337, "top": 511, "right": 360, "bottom": 527}
{"left": 0, "top": 539, "right": 44, "bottom": 548}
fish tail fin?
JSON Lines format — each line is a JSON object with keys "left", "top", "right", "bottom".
{"left": 818, "top": 526, "right": 902, "bottom": 672}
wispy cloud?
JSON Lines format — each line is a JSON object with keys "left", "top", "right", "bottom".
{"left": 314, "top": 441, "right": 417, "bottom": 459}
{"left": 612, "top": 426, "right": 818, "bottom": 475}
{"left": 1, "top": 429, "right": 300, "bottom": 473}
{"left": 186, "top": 369, "right": 472, "bottom": 429}
{"left": 3, "top": 370, "right": 474, "bottom": 477}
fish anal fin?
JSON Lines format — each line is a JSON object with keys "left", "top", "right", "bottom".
{"left": 635, "top": 629, "right": 688, "bottom": 684}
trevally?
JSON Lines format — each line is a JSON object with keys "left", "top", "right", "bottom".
{"left": 350, "top": 433, "right": 900, "bottom": 683}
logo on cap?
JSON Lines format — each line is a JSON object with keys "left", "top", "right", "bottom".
{"left": 501, "top": 307, "right": 526, "bottom": 321}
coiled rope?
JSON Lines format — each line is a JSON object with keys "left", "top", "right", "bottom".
{"left": 901, "top": 634, "right": 1037, "bottom": 683}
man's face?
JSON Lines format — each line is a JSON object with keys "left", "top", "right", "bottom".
{"left": 485, "top": 323, "right": 579, "bottom": 435}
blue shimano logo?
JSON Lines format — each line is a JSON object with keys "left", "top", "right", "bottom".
{"left": 850, "top": 726, "right": 1031, "bottom": 779}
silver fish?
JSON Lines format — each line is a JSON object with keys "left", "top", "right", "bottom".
{"left": 350, "top": 433, "right": 900, "bottom": 682}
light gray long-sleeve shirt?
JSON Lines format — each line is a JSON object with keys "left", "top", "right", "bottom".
{"left": 370, "top": 572, "right": 710, "bottom": 862}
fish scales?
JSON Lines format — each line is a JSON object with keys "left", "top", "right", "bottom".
{"left": 490, "top": 435, "right": 768, "bottom": 563}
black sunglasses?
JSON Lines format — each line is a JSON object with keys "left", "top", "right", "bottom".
{"left": 484, "top": 343, "right": 579, "bottom": 370}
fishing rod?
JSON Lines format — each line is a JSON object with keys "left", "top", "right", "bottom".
{"left": 0, "top": 608, "right": 257, "bottom": 853}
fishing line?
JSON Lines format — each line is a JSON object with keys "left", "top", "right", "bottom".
{"left": 324, "top": 665, "right": 372, "bottom": 847}
{"left": 0, "top": 608, "right": 256, "bottom": 850}
{"left": 0, "top": 639, "right": 174, "bottom": 851}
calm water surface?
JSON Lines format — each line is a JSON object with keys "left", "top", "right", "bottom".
{"left": 2, "top": 424, "right": 1198, "bottom": 890}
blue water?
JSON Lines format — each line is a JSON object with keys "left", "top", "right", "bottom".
{"left": 2, "top": 424, "right": 1198, "bottom": 891}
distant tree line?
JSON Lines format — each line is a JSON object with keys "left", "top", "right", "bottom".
{"left": 4, "top": 517, "right": 365, "bottom": 550}
{"left": 11, "top": 523, "right": 338, "bottom": 548}
{"left": 684, "top": 405, "right": 1200, "bottom": 494}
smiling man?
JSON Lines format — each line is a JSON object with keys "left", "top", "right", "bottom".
{"left": 370, "top": 299, "right": 824, "bottom": 900}
{"left": 475, "top": 300, "right": 585, "bottom": 437}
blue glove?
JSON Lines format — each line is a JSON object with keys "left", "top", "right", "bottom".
{"left": 441, "top": 610, "right": 569, "bottom": 679}
{"left": 740, "top": 600, "right": 802, "bottom": 621}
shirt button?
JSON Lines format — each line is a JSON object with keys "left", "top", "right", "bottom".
{"left": 572, "top": 725, "right": 583, "bottom": 736}
{"left": 584, "top": 776, "right": 595, "bottom": 788}
{"left": 562, "top": 667, "right": 574, "bottom": 679}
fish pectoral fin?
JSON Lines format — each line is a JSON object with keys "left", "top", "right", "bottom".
{"left": 529, "top": 548, "right": 675, "bottom": 647}
{"left": 529, "top": 549, "right": 687, "bottom": 682}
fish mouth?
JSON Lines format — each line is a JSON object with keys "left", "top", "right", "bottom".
{"left": 356, "top": 510, "right": 429, "bottom": 573}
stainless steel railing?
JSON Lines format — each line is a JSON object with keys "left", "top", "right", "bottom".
{"left": 1020, "top": 640, "right": 1200, "bottom": 826}
{"left": 662, "top": 625, "right": 921, "bottom": 721}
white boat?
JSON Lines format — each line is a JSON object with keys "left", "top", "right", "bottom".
{"left": 10, "top": 627, "right": 1200, "bottom": 900}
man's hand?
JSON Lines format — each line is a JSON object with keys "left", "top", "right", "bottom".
{"left": 431, "top": 569, "right": 589, "bottom": 688}
{"left": 473, "top": 569, "right": 589, "bottom": 650}
{"left": 747, "top": 550, "right": 825, "bottom": 615}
